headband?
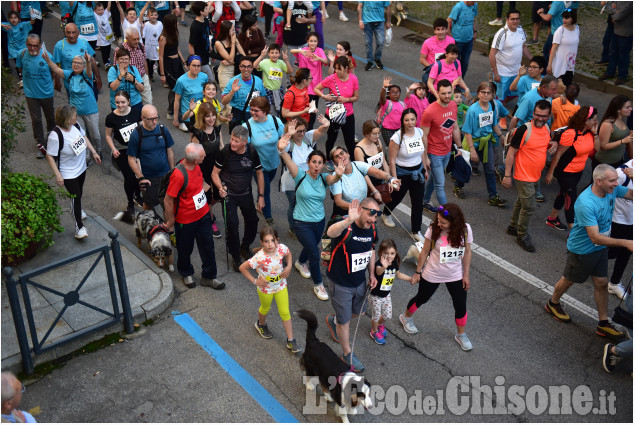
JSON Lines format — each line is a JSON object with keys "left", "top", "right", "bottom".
{"left": 187, "top": 55, "right": 201, "bottom": 65}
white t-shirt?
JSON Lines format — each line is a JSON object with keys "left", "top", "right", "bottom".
{"left": 391, "top": 128, "right": 425, "bottom": 168}
{"left": 122, "top": 19, "right": 142, "bottom": 42}
{"left": 613, "top": 159, "right": 633, "bottom": 226}
{"left": 280, "top": 130, "right": 317, "bottom": 192}
{"left": 95, "top": 10, "right": 114, "bottom": 46}
{"left": 421, "top": 223, "right": 473, "bottom": 283}
{"left": 143, "top": 21, "right": 163, "bottom": 61}
{"left": 551, "top": 24, "right": 579, "bottom": 78}
{"left": 46, "top": 125, "right": 88, "bottom": 179}
{"left": 492, "top": 25, "right": 527, "bottom": 77}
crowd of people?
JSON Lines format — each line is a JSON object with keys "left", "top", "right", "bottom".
{"left": 2, "top": 0, "right": 633, "bottom": 379}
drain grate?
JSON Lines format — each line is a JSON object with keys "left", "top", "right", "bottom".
{"left": 402, "top": 33, "right": 427, "bottom": 44}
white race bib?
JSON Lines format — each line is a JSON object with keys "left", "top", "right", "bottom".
{"left": 439, "top": 245, "right": 465, "bottom": 263}
{"left": 30, "top": 8, "right": 42, "bottom": 20}
{"left": 80, "top": 23, "right": 95, "bottom": 34}
{"left": 106, "top": 33, "right": 115, "bottom": 41}
{"left": 329, "top": 102, "right": 346, "bottom": 119}
{"left": 478, "top": 111, "right": 494, "bottom": 128}
{"left": 405, "top": 138, "right": 424, "bottom": 155}
{"left": 193, "top": 188, "right": 207, "bottom": 210}
{"left": 71, "top": 134, "right": 87, "bottom": 156}
{"left": 268, "top": 67, "right": 283, "bottom": 81}
{"left": 351, "top": 251, "right": 372, "bottom": 273}
{"left": 367, "top": 152, "right": 383, "bottom": 169}
{"left": 531, "top": 82, "right": 540, "bottom": 91}
{"left": 595, "top": 228, "right": 611, "bottom": 246}
{"left": 119, "top": 122, "right": 138, "bottom": 143}
{"left": 380, "top": 269, "right": 396, "bottom": 291}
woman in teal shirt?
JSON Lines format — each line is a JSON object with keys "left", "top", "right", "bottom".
{"left": 107, "top": 48, "right": 144, "bottom": 113}
{"left": 173, "top": 55, "right": 208, "bottom": 132}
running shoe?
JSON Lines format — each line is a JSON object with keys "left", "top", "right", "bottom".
{"left": 288, "top": 228, "right": 297, "bottom": 239}
{"left": 81, "top": 210, "right": 87, "bottom": 220}
{"left": 339, "top": 11, "right": 349, "bottom": 21}
{"left": 183, "top": 275, "right": 196, "bottom": 288}
{"left": 341, "top": 352, "right": 364, "bottom": 372}
{"left": 471, "top": 166, "right": 481, "bottom": 176}
{"left": 200, "top": 278, "right": 225, "bottom": 290}
{"left": 544, "top": 300, "right": 571, "bottom": 323}
{"left": 179, "top": 20, "right": 188, "bottom": 27}
{"left": 365, "top": 62, "right": 375, "bottom": 71}
{"left": 413, "top": 231, "right": 425, "bottom": 243}
{"left": 286, "top": 339, "right": 302, "bottom": 353}
{"left": 506, "top": 225, "right": 518, "bottom": 237}
{"left": 546, "top": 216, "right": 567, "bottom": 231}
{"left": 370, "top": 330, "right": 386, "bottom": 345}
{"left": 489, "top": 18, "right": 503, "bottom": 25}
{"left": 375, "top": 59, "right": 384, "bottom": 70}
{"left": 295, "top": 261, "right": 311, "bottom": 279}
{"left": 75, "top": 227, "right": 88, "bottom": 239}
{"left": 166, "top": 113, "right": 174, "bottom": 120}
{"left": 516, "top": 235, "right": 536, "bottom": 252}
{"left": 211, "top": 221, "right": 222, "bottom": 238}
{"left": 378, "top": 324, "right": 387, "bottom": 337}
{"left": 178, "top": 122, "right": 188, "bottom": 132}
{"left": 602, "top": 344, "right": 619, "bottom": 373}
{"left": 423, "top": 202, "right": 436, "bottom": 213}
{"left": 495, "top": 168, "right": 504, "bottom": 184}
{"left": 455, "top": 333, "right": 473, "bottom": 351}
{"left": 323, "top": 9, "right": 329, "bottom": 18}
{"left": 608, "top": 282, "right": 626, "bottom": 300}
{"left": 488, "top": 194, "right": 507, "bottom": 207}
{"left": 314, "top": 284, "right": 329, "bottom": 301}
{"left": 596, "top": 322, "right": 625, "bottom": 340}
{"left": 326, "top": 314, "right": 340, "bottom": 342}
{"left": 399, "top": 313, "right": 418, "bottom": 334}
{"left": 525, "top": 38, "right": 539, "bottom": 45}
{"left": 255, "top": 321, "right": 273, "bottom": 339}
{"left": 535, "top": 193, "right": 545, "bottom": 202}
{"left": 381, "top": 214, "right": 395, "bottom": 227}
{"left": 265, "top": 217, "right": 275, "bottom": 226}
{"left": 453, "top": 186, "right": 466, "bottom": 199}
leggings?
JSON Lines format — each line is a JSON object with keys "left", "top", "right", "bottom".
{"left": 553, "top": 170, "right": 582, "bottom": 224}
{"left": 257, "top": 286, "right": 291, "bottom": 321}
{"left": 100, "top": 44, "right": 112, "bottom": 65}
{"left": 608, "top": 222, "right": 633, "bottom": 284}
{"left": 112, "top": 149, "right": 140, "bottom": 206}
{"left": 262, "top": 2, "right": 274, "bottom": 36}
{"left": 64, "top": 170, "right": 87, "bottom": 231}
{"left": 383, "top": 171, "right": 425, "bottom": 234}
{"left": 146, "top": 59, "right": 157, "bottom": 78}
{"left": 325, "top": 113, "right": 356, "bottom": 157}
{"left": 407, "top": 277, "right": 467, "bottom": 326}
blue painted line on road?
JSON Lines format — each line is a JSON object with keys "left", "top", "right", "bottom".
{"left": 174, "top": 313, "right": 298, "bottom": 423}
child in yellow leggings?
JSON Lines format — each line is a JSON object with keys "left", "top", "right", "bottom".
{"left": 239, "top": 226, "right": 302, "bottom": 353}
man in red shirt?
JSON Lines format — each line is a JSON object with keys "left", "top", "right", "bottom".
{"left": 165, "top": 143, "right": 225, "bottom": 290}
{"left": 421, "top": 79, "right": 462, "bottom": 211}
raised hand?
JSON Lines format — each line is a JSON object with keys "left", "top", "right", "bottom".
{"left": 348, "top": 198, "right": 361, "bottom": 222}
{"left": 277, "top": 132, "right": 292, "bottom": 151}
{"left": 380, "top": 253, "right": 391, "bottom": 269}
{"left": 231, "top": 78, "right": 241, "bottom": 93}
{"left": 287, "top": 119, "right": 297, "bottom": 135}
{"left": 518, "top": 65, "right": 527, "bottom": 76}
{"left": 316, "top": 114, "right": 330, "bottom": 127}
{"left": 383, "top": 76, "right": 392, "bottom": 88}
{"left": 189, "top": 98, "right": 196, "bottom": 111}
{"left": 334, "top": 158, "right": 345, "bottom": 178}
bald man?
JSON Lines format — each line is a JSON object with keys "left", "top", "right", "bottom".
{"left": 1, "top": 372, "right": 36, "bottom": 423}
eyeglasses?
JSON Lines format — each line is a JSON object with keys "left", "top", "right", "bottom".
{"left": 361, "top": 206, "right": 383, "bottom": 217}
{"left": 528, "top": 65, "right": 540, "bottom": 69}
{"left": 250, "top": 108, "right": 262, "bottom": 113}
{"left": 296, "top": 129, "right": 306, "bottom": 133}
{"left": 533, "top": 113, "right": 550, "bottom": 119}
{"left": 437, "top": 205, "right": 450, "bottom": 217}
{"left": 239, "top": 65, "right": 253, "bottom": 69}
{"left": 26, "top": 43, "right": 39, "bottom": 48}
{"left": 72, "top": 61, "right": 85, "bottom": 65}
{"left": 479, "top": 91, "right": 491, "bottom": 95}
{"left": 564, "top": 8, "right": 572, "bottom": 12}
{"left": 142, "top": 116, "right": 159, "bottom": 121}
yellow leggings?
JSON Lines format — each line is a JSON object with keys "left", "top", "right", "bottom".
{"left": 257, "top": 287, "right": 291, "bottom": 321}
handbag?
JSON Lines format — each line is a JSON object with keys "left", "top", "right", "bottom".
{"left": 612, "top": 280, "right": 632, "bottom": 328}
{"left": 368, "top": 182, "right": 392, "bottom": 204}
{"left": 326, "top": 80, "right": 347, "bottom": 126}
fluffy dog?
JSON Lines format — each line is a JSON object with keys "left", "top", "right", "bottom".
{"left": 391, "top": 1, "right": 408, "bottom": 26}
{"left": 296, "top": 309, "right": 372, "bottom": 423}
{"left": 115, "top": 210, "right": 174, "bottom": 272}
{"left": 403, "top": 244, "right": 421, "bottom": 264}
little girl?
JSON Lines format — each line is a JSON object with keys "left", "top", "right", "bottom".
{"left": 291, "top": 32, "right": 328, "bottom": 128}
{"left": 94, "top": 1, "right": 114, "bottom": 68}
{"left": 327, "top": 40, "right": 356, "bottom": 75}
{"left": 183, "top": 81, "right": 230, "bottom": 127}
{"left": 239, "top": 227, "right": 301, "bottom": 353}
{"left": 378, "top": 76, "right": 405, "bottom": 144}
{"left": 404, "top": 82, "right": 429, "bottom": 128}
{"left": 370, "top": 240, "right": 412, "bottom": 344}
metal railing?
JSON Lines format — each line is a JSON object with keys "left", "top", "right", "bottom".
{"left": 2, "top": 231, "right": 134, "bottom": 375}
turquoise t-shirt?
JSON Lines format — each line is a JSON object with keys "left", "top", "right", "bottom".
{"left": 462, "top": 102, "right": 495, "bottom": 140}
{"left": 548, "top": 1, "right": 566, "bottom": 34}
{"left": 107, "top": 64, "right": 144, "bottom": 108}
{"left": 19, "top": 1, "right": 41, "bottom": 19}
{"left": 63, "top": 69, "right": 99, "bottom": 115}
{"left": 155, "top": 1, "right": 170, "bottom": 11}
{"left": 2, "top": 22, "right": 32, "bottom": 59}
{"left": 514, "top": 88, "right": 551, "bottom": 127}
{"left": 174, "top": 72, "right": 209, "bottom": 119}
{"left": 359, "top": 1, "right": 390, "bottom": 23}
{"left": 75, "top": 1, "right": 99, "bottom": 39}
{"left": 330, "top": 161, "right": 371, "bottom": 203}
{"left": 448, "top": 1, "right": 477, "bottom": 43}
{"left": 243, "top": 115, "right": 285, "bottom": 171}
{"left": 53, "top": 37, "right": 95, "bottom": 70}
{"left": 293, "top": 170, "right": 331, "bottom": 222}
{"left": 222, "top": 75, "right": 266, "bottom": 111}
{"left": 567, "top": 185, "right": 629, "bottom": 255}
{"left": 517, "top": 75, "right": 541, "bottom": 103}
{"left": 16, "top": 48, "right": 54, "bottom": 99}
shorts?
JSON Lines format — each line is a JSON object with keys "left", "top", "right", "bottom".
{"left": 326, "top": 278, "right": 368, "bottom": 325}
{"left": 495, "top": 75, "right": 518, "bottom": 102}
{"left": 370, "top": 293, "right": 393, "bottom": 322}
{"left": 141, "top": 176, "right": 163, "bottom": 207}
{"left": 563, "top": 249, "right": 608, "bottom": 283}
{"left": 532, "top": 2, "right": 549, "bottom": 24}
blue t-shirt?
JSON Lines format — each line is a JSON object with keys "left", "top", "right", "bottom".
{"left": 75, "top": 1, "right": 99, "bottom": 39}
{"left": 548, "top": 1, "right": 566, "bottom": 34}
{"left": 222, "top": 75, "right": 266, "bottom": 111}
{"left": 462, "top": 102, "right": 496, "bottom": 141}
{"left": 53, "top": 37, "right": 95, "bottom": 70}
{"left": 174, "top": 72, "right": 208, "bottom": 119}
{"left": 293, "top": 170, "right": 330, "bottom": 222}
{"left": 19, "top": 1, "right": 41, "bottom": 19}
{"left": 108, "top": 64, "right": 144, "bottom": 108}
{"left": 155, "top": 1, "right": 170, "bottom": 11}
{"left": 359, "top": 1, "right": 390, "bottom": 23}
{"left": 567, "top": 185, "right": 629, "bottom": 255}
{"left": 243, "top": 115, "right": 284, "bottom": 171}
{"left": 2, "top": 22, "right": 32, "bottom": 59}
{"left": 127, "top": 125, "right": 175, "bottom": 178}
{"left": 492, "top": 99, "right": 509, "bottom": 144}
{"left": 330, "top": 161, "right": 371, "bottom": 203}
{"left": 517, "top": 75, "right": 541, "bottom": 103}
{"left": 63, "top": 69, "right": 99, "bottom": 115}
{"left": 16, "top": 48, "right": 54, "bottom": 99}
{"left": 513, "top": 88, "right": 551, "bottom": 127}
{"left": 59, "top": 1, "right": 73, "bottom": 17}
{"left": 448, "top": 1, "right": 478, "bottom": 43}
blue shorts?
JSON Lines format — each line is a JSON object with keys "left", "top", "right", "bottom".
{"left": 326, "top": 279, "right": 367, "bottom": 325}
{"left": 495, "top": 75, "right": 518, "bottom": 102}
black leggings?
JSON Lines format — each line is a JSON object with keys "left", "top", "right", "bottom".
{"left": 553, "top": 170, "right": 582, "bottom": 224}
{"left": 608, "top": 222, "right": 633, "bottom": 284}
{"left": 100, "top": 44, "right": 112, "bottom": 65}
{"left": 407, "top": 277, "right": 467, "bottom": 321}
{"left": 325, "top": 113, "right": 356, "bottom": 157}
{"left": 146, "top": 59, "right": 157, "bottom": 78}
{"left": 112, "top": 149, "right": 140, "bottom": 206}
{"left": 64, "top": 171, "right": 87, "bottom": 231}
{"left": 263, "top": 2, "right": 274, "bottom": 36}
{"left": 383, "top": 171, "right": 425, "bottom": 234}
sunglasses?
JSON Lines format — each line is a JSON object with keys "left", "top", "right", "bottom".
{"left": 361, "top": 206, "right": 383, "bottom": 217}
{"left": 437, "top": 206, "right": 450, "bottom": 217}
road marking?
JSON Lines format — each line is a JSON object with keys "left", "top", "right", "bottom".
{"left": 174, "top": 313, "right": 298, "bottom": 423}
{"left": 393, "top": 203, "right": 599, "bottom": 320}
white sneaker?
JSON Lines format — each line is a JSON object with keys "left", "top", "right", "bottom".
{"left": 81, "top": 210, "right": 87, "bottom": 220}
{"left": 295, "top": 260, "right": 311, "bottom": 279}
{"left": 314, "top": 284, "right": 329, "bottom": 301}
{"left": 381, "top": 214, "right": 395, "bottom": 228}
{"left": 413, "top": 231, "right": 425, "bottom": 243}
{"left": 178, "top": 122, "right": 188, "bottom": 132}
{"left": 166, "top": 113, "right": 174, "bottom": 120}
{"left": 339, "top": 12, "right": 349, "bottom": 21}
{"left": 455, "top": 333, "right": 473, "bottom": 351}
{"left": 75, "top": 227, "right": 88, "bottom": 239}
{"left": 488, "top": 18, "right": 503, "bottom": 26}
{"left": 323, "top": 10, "right": 329, "bottom": 19}
{"left": 399, "top": 313, "right": 418, "bottom": 334}
{"left": 608, "top": 282, "right": 626, "bottom": 300}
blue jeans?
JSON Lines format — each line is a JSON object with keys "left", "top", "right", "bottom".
{"left": 607, "top": 34, "right": 632, "bottom": 79}
{"left": 424, "top": 151, "right": 452, "bottom": 205}
{"left": 254, "top": 168, "right": 277, "bottom": 219}
{"left": 313, "top": 9, "right": 325, "bottom": 49}
{"left": 285, "top": 190, "right": 296, "bottom": 232}
{"left": 600, "top": 15, "right": 613, "bottom": 63}
{"left": 174, "top": 214, "right": 217, "bottom": 279}
{"left": 456, "top": 39, "right": 473, "bottom": 77}
{"left": 476, "top": 141, "right": 497, "bottom": 198}
{"left": 295, "top": 218, "right": 325, "bottom": 286}
{"left": 363, "top": 22, "right": 385, "bottom": 62}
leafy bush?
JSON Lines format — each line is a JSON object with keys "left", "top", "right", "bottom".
{"left": 1, "top": 173, "right": 65, "bottom": 266}
{"left": 1, "top": 68, "right": 26, "bottom": 175}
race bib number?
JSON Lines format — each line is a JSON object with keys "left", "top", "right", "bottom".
{"left": 266, "top": 274, "right": 282, "bottom": 283}
{"left": 80, "top": 23, "right": 95, "bottom": 34}
{"left": 268, "top": 68, "right": 283, "bottom": 81}
{"left": 367, "top": 152, "right": 383, "bottom": 168}
{"left": 30, "top": 8, "right": 42, "bottom": 20}
{"left": 193, "top": 189, "right": 207, "bottom": 210}
{"left": 71, "top": 135, "right": 87, "bottom": 156}
{"left": 106, "top": 33, "right": 115, "bottom": 41}
{"left": 478, "top": 111, "right": 494, "bottom": 128}
{"left": 351, "top": 251, "right": 372, "bottom": 273}
{"left": 439, "top": 245, "right": 465, "bottom": 263}
{"left": 329, "top": 102, "right": 346, "bottom": 119}
{"left": 595, "top": 228, "right": 611, "bottom": 247}
{"left": 405, "top": 138, "right": 424, "bottom": 155}
{"left": 380, "top": 269, "right": 396, "bottom": 291}
{"left": 119, "top": 122, "right": 138, "bottom": 143}
{"left": 531, "top": 82, "right": 540, "bottom": 91}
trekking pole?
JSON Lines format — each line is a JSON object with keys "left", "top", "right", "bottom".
{"left": 222, "top": 183, "right": 229, "bottom": 271}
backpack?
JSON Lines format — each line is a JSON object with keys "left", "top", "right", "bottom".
{"left": 421, "top": 60, "right": 458, "bottom": 85}
{"left": 158, "top": 161, "right": 188, "bottom": 216}
{"left": 48, "top": 123, "right": 82, "bottom": 167}
{"left": 246, "top": 115, "right": 280, "bottom": 141}
{"left": 136, "top": 124, "right": 168, "bottom": 157}
{"left": 375, "top": 100, "right": 406, "bottom": 126}
{"left": 503, "top": 122, "right": 532, "bottom": 158}
{"left": 61, "top": 1, "right": 79, "bottom": 30}
{"left": 322, "top": 218, "right": 377, "bottom": 268}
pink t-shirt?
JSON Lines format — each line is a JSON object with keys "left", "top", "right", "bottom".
{"left": 420, "top": 35, "right": 455, "bottom": 66}
{"left": 294, "top": 47, "right": 327, "bottom": 95}
{"left": 405, "top": 94, "right": 430, "bottom": 127}
{"left": 247, "top": 243, "right": 290, "bottom": 294}
{"left": 429, "top": 59, "right": 462, "bottom": 89}
{"left": 378, "top": 100, "right": 406, "bottom": 130}
{"left": 420, "top": 101, "right": 458, "bottom": 156}
{"left": 421, "top": 224, "right": 473, "bottom": 283}
{"left": 320, "top": 73, "right": 359, "bottom": 117}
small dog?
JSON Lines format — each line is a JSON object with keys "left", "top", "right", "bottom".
{"left": 296, "top": 309, "right": 372, "bottom": 423}
{"left": 404, "top": 244, "right": 421, "bottom": 264}
{"left": 391, "top": 1, "right": 408, "bottom": 26}
{"left": 114, "top": 209, "right": 174, "bottom": 272}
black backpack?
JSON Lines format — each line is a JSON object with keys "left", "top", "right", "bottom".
{"left": 49, "top": 123, "right": 82, "bottom": 167}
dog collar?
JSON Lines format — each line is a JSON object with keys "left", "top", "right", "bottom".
{"left": 337, "top": 368, "right": 355, "bottom": 385}
{"left": 147, "top": 224, "right": 168, "bottom": 241}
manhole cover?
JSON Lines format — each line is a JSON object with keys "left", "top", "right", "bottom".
{"left": 403, "top": 33, "right": 427, "bottom": 44}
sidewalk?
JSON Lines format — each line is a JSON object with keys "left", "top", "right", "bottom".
{"left": 1, "top": 210, "right": 174, "bottom": 373}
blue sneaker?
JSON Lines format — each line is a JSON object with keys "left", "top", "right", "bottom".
{"left": 423, "top": 202, "right": 436, "bottom": 213}
{"left": 378, "top": 324, "right": 387, "bottom": 337}
{"left": 325, "top": 314, "right": 339, "bottom": 343}
{"left": 370, "top": 330, "right": 386, "bottom": 345}
{"left": 341, "top": 351, "right": 365, "bottom": 372}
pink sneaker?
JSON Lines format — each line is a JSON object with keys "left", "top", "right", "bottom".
{"left": 378, "top": 324, "right": 387, "bottom": 338}
{"left": 211, "top": 221, "right": 221, "bottom": 238}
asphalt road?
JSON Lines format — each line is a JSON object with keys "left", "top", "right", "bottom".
{"left": 6, "top": 4, "right": 632, "bottom": 423}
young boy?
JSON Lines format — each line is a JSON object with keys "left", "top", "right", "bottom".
{"left": 453, "top": 87, "right": 469, "bottom": 129}
{"left": 420, "top": 17, "right": 455, "bottom": 68}
{"left": 253, "top": 43, "right": 294, "bottom": 117}
{"left": 188, "top": 2, "right": 213, "bottom": 83}
{"left": 1, "top": 11, "right": 33, "bottom": 85}
{"left": 94, "top": 1, "right": 114, "bottom": 68}
{"left": 509, "top": 56, "right": 545, "bottom": 104}
{"left": 143, "top": 7, "right": 162, "bottom": 82}
{"left": 117, "top": 2, "right": 149, "bottom": 40}
{"left": 551, "top": 82, "right": 580, "bottom": 131}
